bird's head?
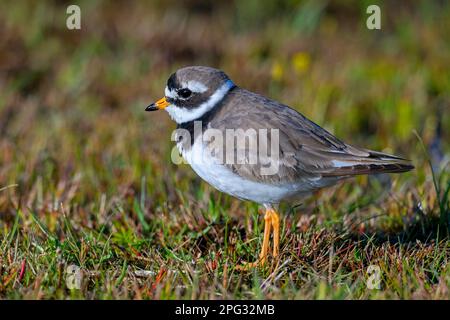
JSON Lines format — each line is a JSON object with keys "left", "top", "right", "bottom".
{"left": 146, "top": 66, "right": 235, "bottom": 124}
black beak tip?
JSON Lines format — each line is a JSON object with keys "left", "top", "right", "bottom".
{"left": 145, "top": 103, "right": 158, "bottom": 112}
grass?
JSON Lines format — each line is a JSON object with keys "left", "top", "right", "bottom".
{"left": 0, "top": 1, "right": 449, "bottom": 299}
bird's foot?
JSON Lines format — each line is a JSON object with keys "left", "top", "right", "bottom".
{"left": 236, "top": 262, "right": 258, "bottom": 270}
{"left": 236, "top": 258, "right": 266, "bottom": 271}
{"left": 236, "top": 206, "right": 281, "bottom": 271}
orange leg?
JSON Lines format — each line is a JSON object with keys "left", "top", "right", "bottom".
{"left": 260, "top": 209, "right": 272, "bottom": 264}
{"left": 237, "top": 207, "right": 280, "bottom": 270}
{"left": 270, "top": 209, "right": 280, "bottom": 258}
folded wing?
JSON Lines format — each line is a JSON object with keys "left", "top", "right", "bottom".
{"left": 206, "top": 88, "right": 414, "bottom": 185}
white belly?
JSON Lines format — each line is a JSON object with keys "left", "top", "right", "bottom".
{"left": 178, "top": 138, "right": 328, "bottom": 204}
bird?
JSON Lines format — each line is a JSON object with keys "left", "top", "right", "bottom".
{"left": 146, "top": 66, "right": 414, "bottom": 269}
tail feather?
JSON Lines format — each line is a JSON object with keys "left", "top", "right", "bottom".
{"left": 322, "top": 150, "right": 414, "bottom": 177}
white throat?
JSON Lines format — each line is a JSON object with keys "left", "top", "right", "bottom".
{"left": 165, "top": 80, "right": 235, "bottom": 124}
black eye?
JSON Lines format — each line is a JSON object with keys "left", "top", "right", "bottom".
{"left": 177, "top": 88, "right": 192, "bottom": 99}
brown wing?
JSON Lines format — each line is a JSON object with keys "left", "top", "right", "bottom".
{"left": 204, "top": 88, "right": 413, "bottom": 184}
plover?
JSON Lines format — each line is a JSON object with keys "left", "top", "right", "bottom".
{"left": 146, "top": 66, "right": 413, "bottom": 268}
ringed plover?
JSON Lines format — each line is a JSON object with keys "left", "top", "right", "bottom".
{"left": 146, "top": 66, "right": 413, "bottom": 268}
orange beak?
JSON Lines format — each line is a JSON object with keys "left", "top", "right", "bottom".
{"left": 145, "top": 97, "right": 170, "bottom": 111}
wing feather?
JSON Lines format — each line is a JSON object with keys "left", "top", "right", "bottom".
{"left": 204, "top": 88, "right": 413, "bottom": 184}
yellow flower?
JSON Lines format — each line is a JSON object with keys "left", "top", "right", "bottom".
{"left": 271, "top": 61, "right": 284, "bottom": 81}
{"left": 292, "top": 52, "right": 310, "bottom": 74}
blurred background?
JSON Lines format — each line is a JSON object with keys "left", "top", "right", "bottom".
{"left": 0, "top": 0, "right": 449, "bottom": 300}
{"left": 0, "top": 0, "right": 449, "bottom": 216}
{"left": 1, "top": 0, "right": 448, "bottom": 189}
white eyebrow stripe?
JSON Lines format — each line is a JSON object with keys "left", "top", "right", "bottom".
{"left": 182, "top": 80, "right": 208, "bottom": 93}
{"left": 165, "top": 86, "right": 176, "bottom": 99}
